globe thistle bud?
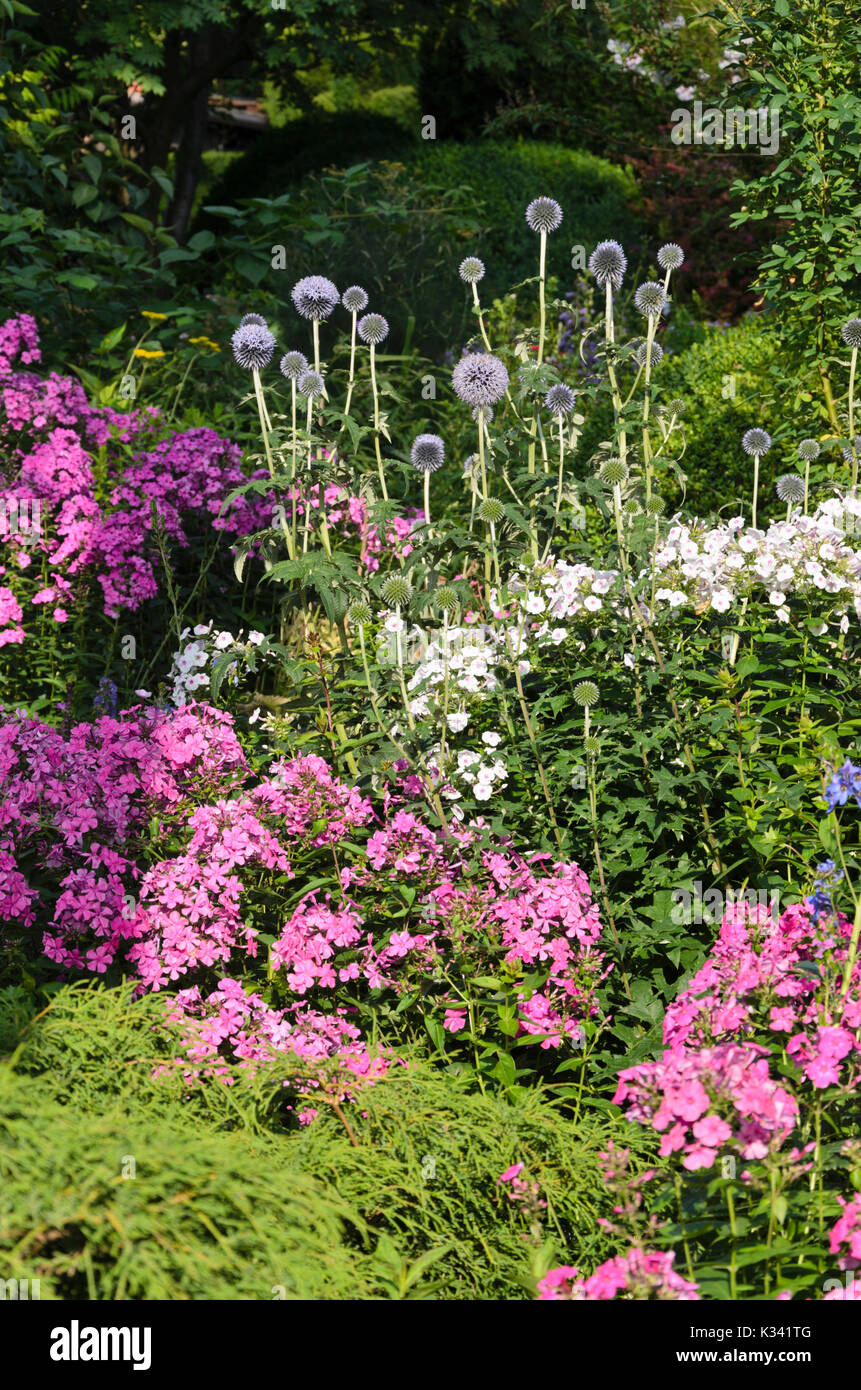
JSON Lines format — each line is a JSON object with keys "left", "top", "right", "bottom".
{"left": 623, "top": 497, "right": 642, "bottom": 517}
{"left": 459, "top": 256, "right": 486, "bottom": 284}
{"left": 646, "top": 495, "right": 666, "bottom": 516}
{"left": 472, "top": 404, "right": 494, "bottom": 424}
{"left": 298, "top": 369, "right": 325, "bottom": 399}
{"left": 435, "top": 585, "right": 459, "bottom": 614}
{"left": 841, "top": 318, "right": 861, "bottom": 349}
{"left": 348, "top": 600, "right": 372, "bottom": 627}
{"left": 381, "top": 574, "right": 412, "bottom": 608}
{"left": 657, "top": 243, "right": 684, "bottom": 271}
{"left": 588, "top": 240, "right": 627, "bottom": 290}
{"left": 478, "top": 497, "right": 505, "bottom": 525}
{"left": 776, "top": 473, "right": 805, "bottom": 503}
{"left": 663, "top": 398, "right": 686, "bottom": 418}
{"left": 357, "top": 313, "right": 389, "bottom": 345}
{"left": 545, "top": 383, "right": 577, "bottom": 417}
{"left": 525, "top": 196, "right": 563, "bottom": 234}
{"left": 240, "top": 312, "right": 268, "bottom": 328}
{"left": 280, "top": 350, "right": 309, "bottom": 380}
{"left": 797, "top": 438, "right": 821, "bottom": 461}
{"left": 452, "top": 352, "right": 510, "bottom": 407}
{"left": 291, "top": 275, "right": 339, "bottom": 321}
{"left": 742, "top": 427, "right": 772, "bottom": 456}
{"left": 583, "top": 735, "right": 600, "bottom": 758}
{"left": 599, "top": 457, "right": 628, "bottom": 487}
{"left": 634, "top": 281, "right": 667, "bottom": 319}
{"left": 573, "top": 680, "right": 599, "bottom": 707}
{"left": 341, "top": 285, "right": 369, "bottom": 314}
{"left": 410, "top": 433, "right": 445, "bottom": 473}
{"left": 842, "top": 436, "right": 861, "bottom": 462}
{"left": 232, "top": 322, "right": 276, "bottom": 371}
{"left": 635, "top": 340, "right": 664, "bottom": 368}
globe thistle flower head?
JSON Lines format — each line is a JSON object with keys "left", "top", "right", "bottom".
{"left": 742, "top": 427, "right": 772, "bottom": 456}
{"left": 452, "top": 352, "right": 510, "bottom": 407}
{"left": 797, "top": 438, "right": 821, "bottom": 461}
{"left": 410, "top": 433, "right": 445, "bottom": 474}
{"left": 435, "top": 585, "right": 459, "bottom": 614}
{"left": 646, "top": 495, "right": 666, "bottom": 516}
{"left": 657, "top": 243, "right": 684, "bottom": 271}
{"left": 663, "top": 398, "right": 686, "bottom": 418}
{"left": 240, "top": 312, "right": 268, "bottom": 328}
{"left": 599, "top": 457, "right": 628, "bottom": 487}
{"left": 279, "top": 350, "right": 309, "bottom": 380}
{"left": 291, "top": 275, "right": 339, "bottom": 321}
{"left": 298, "top": 369, "right": 325, "bottom": 399}
{"left": 623, "top": 497, "right": 642, "bottom": 517}
{"left": 525, "top": 196, "right": 563, "bottom": 234}
{"left": 842, "top": 436, "right": 861, "bottom": 463}
{"left": 341, "top": 285, "right": 368, "bottom": 314}
{"left": 583, "top": 735, "right": 600, "bottom": 758}
{"left": 348, "top": 600, "right": 372, "bottom": 627}
{"left": 478, "top": 497, "right": 505, "bottom": 525}
{"left": 472, "top": 404, "right": 493, "bottom": 425}
{"left": 545, "top": 383, "right": 577, "bottom": 418}
{"left": 459, "top": 256, "right": 485, "bottom": 284}
{"left": 588, "top": 240, "right": 627, "bottom": 290}
{"left": 231, "top": 322, "right": 276, "bottom": 371}
{"left": 381, "top": 574, "right": 412, "bottom": 608}
{"left": 634, "top": 281, "right": 667, "bottom": 319}
{"left": 357, "top": 313, "right": 389, "bottom": 346}
{"left": 841, "top": 318, "right": 861, "bottom": 349}
{"left": 776, "top": 473, "right": 805, "bottom": 503}
{"left": 573, "top": 680, "right": 599, "bottom": 708}
{"left": 635, "top": 340, "right": 664, "bottom": 368}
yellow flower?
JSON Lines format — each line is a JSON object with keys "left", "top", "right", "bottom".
{"left": 141, "top": 311, "right": 168, "bottom": 320}
{"left": 133, "top": 348, "right": 166, "bottom": 359}
{"left": 189, "top": 336, "right": 221, "bottom": 351}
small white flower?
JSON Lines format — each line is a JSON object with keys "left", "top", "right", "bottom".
{"left": 214, "top": 631, "right": 234, "bottom": 651}
{"left": 768, "top": 590, "right": 786, "bottom": 606}
{"left": 473, "top": 782, "right": 493, "bottom": 801}
{"left": 247, "top": 630, "right": 265, "bottom": 646}
{"left": 583, "top": 595, "right": 602, "bottom": 612}
{"left": 711, "top": 588, "right": 732, "bottom": 613}
{"left": 775, "top": 606, "right": 791, "bottom": 623}
{"left": 482, "top": 731, "right": 502, "bottom": 747}
{"left": 447, "top": 711, "right": 469, "bottom": 733}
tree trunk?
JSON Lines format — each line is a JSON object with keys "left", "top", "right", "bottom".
{"left": 167, "top": 29, "right": 214, "bottom": 242}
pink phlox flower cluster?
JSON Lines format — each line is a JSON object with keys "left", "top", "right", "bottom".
{"left": 828, "top": 1196, "right": 861, "bottom": 1271}
{"left": 537, "top": 1248, "right": 699, "bottom": 1301}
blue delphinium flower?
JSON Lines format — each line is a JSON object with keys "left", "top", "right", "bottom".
{"left": 92, "top": 677, "right": 118, "bottom": 718}
{"left": 824, "top": 761, "right": 861, "bottom": 811}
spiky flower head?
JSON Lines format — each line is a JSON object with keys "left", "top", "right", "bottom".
{"left": 348, "top": 600, "right": 372, "bottom": 627}
{"left": 742, "top": 427, "right": 772, "bottom": 456}
{"left": 381, "top": 574, "right": 412, "bottom": 608}
{"left": 623, "top": 497, "right": 642, "bottom": 517}
{"left": 599, "top": 457, "right": 628, "bottom": 487}
{"left": 452, "top": 352, "right": 510, "bottom": 407}
{"left": 291, "top": 275, "right": 339, "bottom": 321}
{"left": 232, "top": 322, "right": 276, "bottom": 371}
{"left": 545, "top": 383, "right": 577, "bottom": 418}
{"left": 776, "top": 473, "right": 805, "bottom": 503}
{"left": 435, "top": 585, "right": 459, "bottom": 614}
{"left": 280, "top": 350, "right": 309, "bottom": 380}
{"left": 842, "top": 436, "right": 861, "bottom": 462}
{"left": 472, "top": 404, "right": 493, "bottom": 424}
{"left": 663, "top": 398, "right": 686, "bottom": 418}
{"left": 240, "top": 312, "right": 268, "bottom": 328}
{"left": 588, "top": 240, "right": 627, "bottom": 290}
{"left": 357, "top": 313, "right": 389, "bottom": 345}
{"left": 583, "top": 735, "right": 600, "bottom": 758}
{"left": 341, "top": 285, "right": 368, "bottom": 314}
{"left": 797, "top": 438, "right": 821, "bottom": 461}
{"left": 646, "top": 495, "right": 666, "bottom": 516}
{"left": 298, "top": 369, "right": 325, "bottom": 399}
{"left": 841, "top": 318, "right": 861, "bottom": 349}
{"left": 525, "top": 196, "right": 563, "bottom": 234}
{"left": 657, "top": 243, "right": 684, "bottom": 271}
{"left": 459, "top": 256, "right": 485, "bottom": 284}
{"left": 410, "top": 433, "right": 445, "bottom": 473}
{"left": 573, "top": 680, "right": 599, "bottom": 708}
{"left": 635, "top": 340, "right": 664, "bottom": 368}
{"left": 478, "top": 497, "right": 505, "bottom": 525}
{"left": 634, "top": 281, "right": 667, "bottom": 319}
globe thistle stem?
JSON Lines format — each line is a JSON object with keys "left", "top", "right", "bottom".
{"left": 252, "top": 368, "right": 296, "bottom": 562}
{"left": 290, "top": 379, "right": 299, "bottom": 556}
{"left": 849, "top": 345, "right": 858, "bottom": 492}
{"left": 604, "top": 282, "right": 628, "bottom": 472}
{"left": 471, "top": 281, "right": 493, "bottom": 355}
{"left": 803, "top": 456, "right": 810, "bottom": 517}
{"left": 344, "top": 311, "right": 359, "bottom": 423}
{"left": 423, "top": 469, "right": 431, "bottom": 530}
{"left": 752, "top": 452, "right": 761, "bottom": 530}
{"left": 541, "top": 417, "right": 567, "bottom": 564}
{"left": 538, "top": 228, "right": 548, "bottom": 366}
{"left": 369, "top": 342, "right": 389, "bottom": 501}
{"left": 641, "top": 316, "right": 658, "bottom": 503}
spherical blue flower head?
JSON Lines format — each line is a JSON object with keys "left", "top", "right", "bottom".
{"left": 291, "top": 275, "right": 339, "bottom": 321}
{"left": 342, "top": 285, "right": 369, "bottom": 314}
{"left": 410, "top": 433, "right": 445, "bottom": 473}
{"left": 357, "top": 313, "right": 389, "bottom": 345}
{"left": 232, "top": 322, "right": 276, "bottom": 371}
{"left": 824, "top": 760, "right": 861, "bottom": 812}
{"left": 280, "top": 350, "right": 309, "bottom": 380}
{"left": 545, "top": 384, "right": 577, "bottom": 417}
{"left": 657, "top": 243, "right": 684, "bottom": 271}
{"left": 634, "top": 281, "right": 667, "bottom": 319}
{"left": 841, "top": 318, "right": 861, "bottom": 349}
{"left": 240, "top": 312, "right": 268, "bottom": 328}
{"left": 459, "top": 256, "right": 485, "bottom": 284}
{"left": 525, "top": 197, "right": 563, "bottom": 234}
{"left": 452, "top": 352, "right": 510, "bottom": 407}
{"left": 298, "top": 369, "right": 325, "bottom": 399}
{"left": 588, "top": 240, "right": 627, "bottom": 290}
{"left": 742, "top": 427, "right": 772, "bottom": 456}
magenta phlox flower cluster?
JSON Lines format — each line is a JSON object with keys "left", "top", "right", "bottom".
{"left": 537, "top": 1248, "right": 700, "bottom": 1301}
